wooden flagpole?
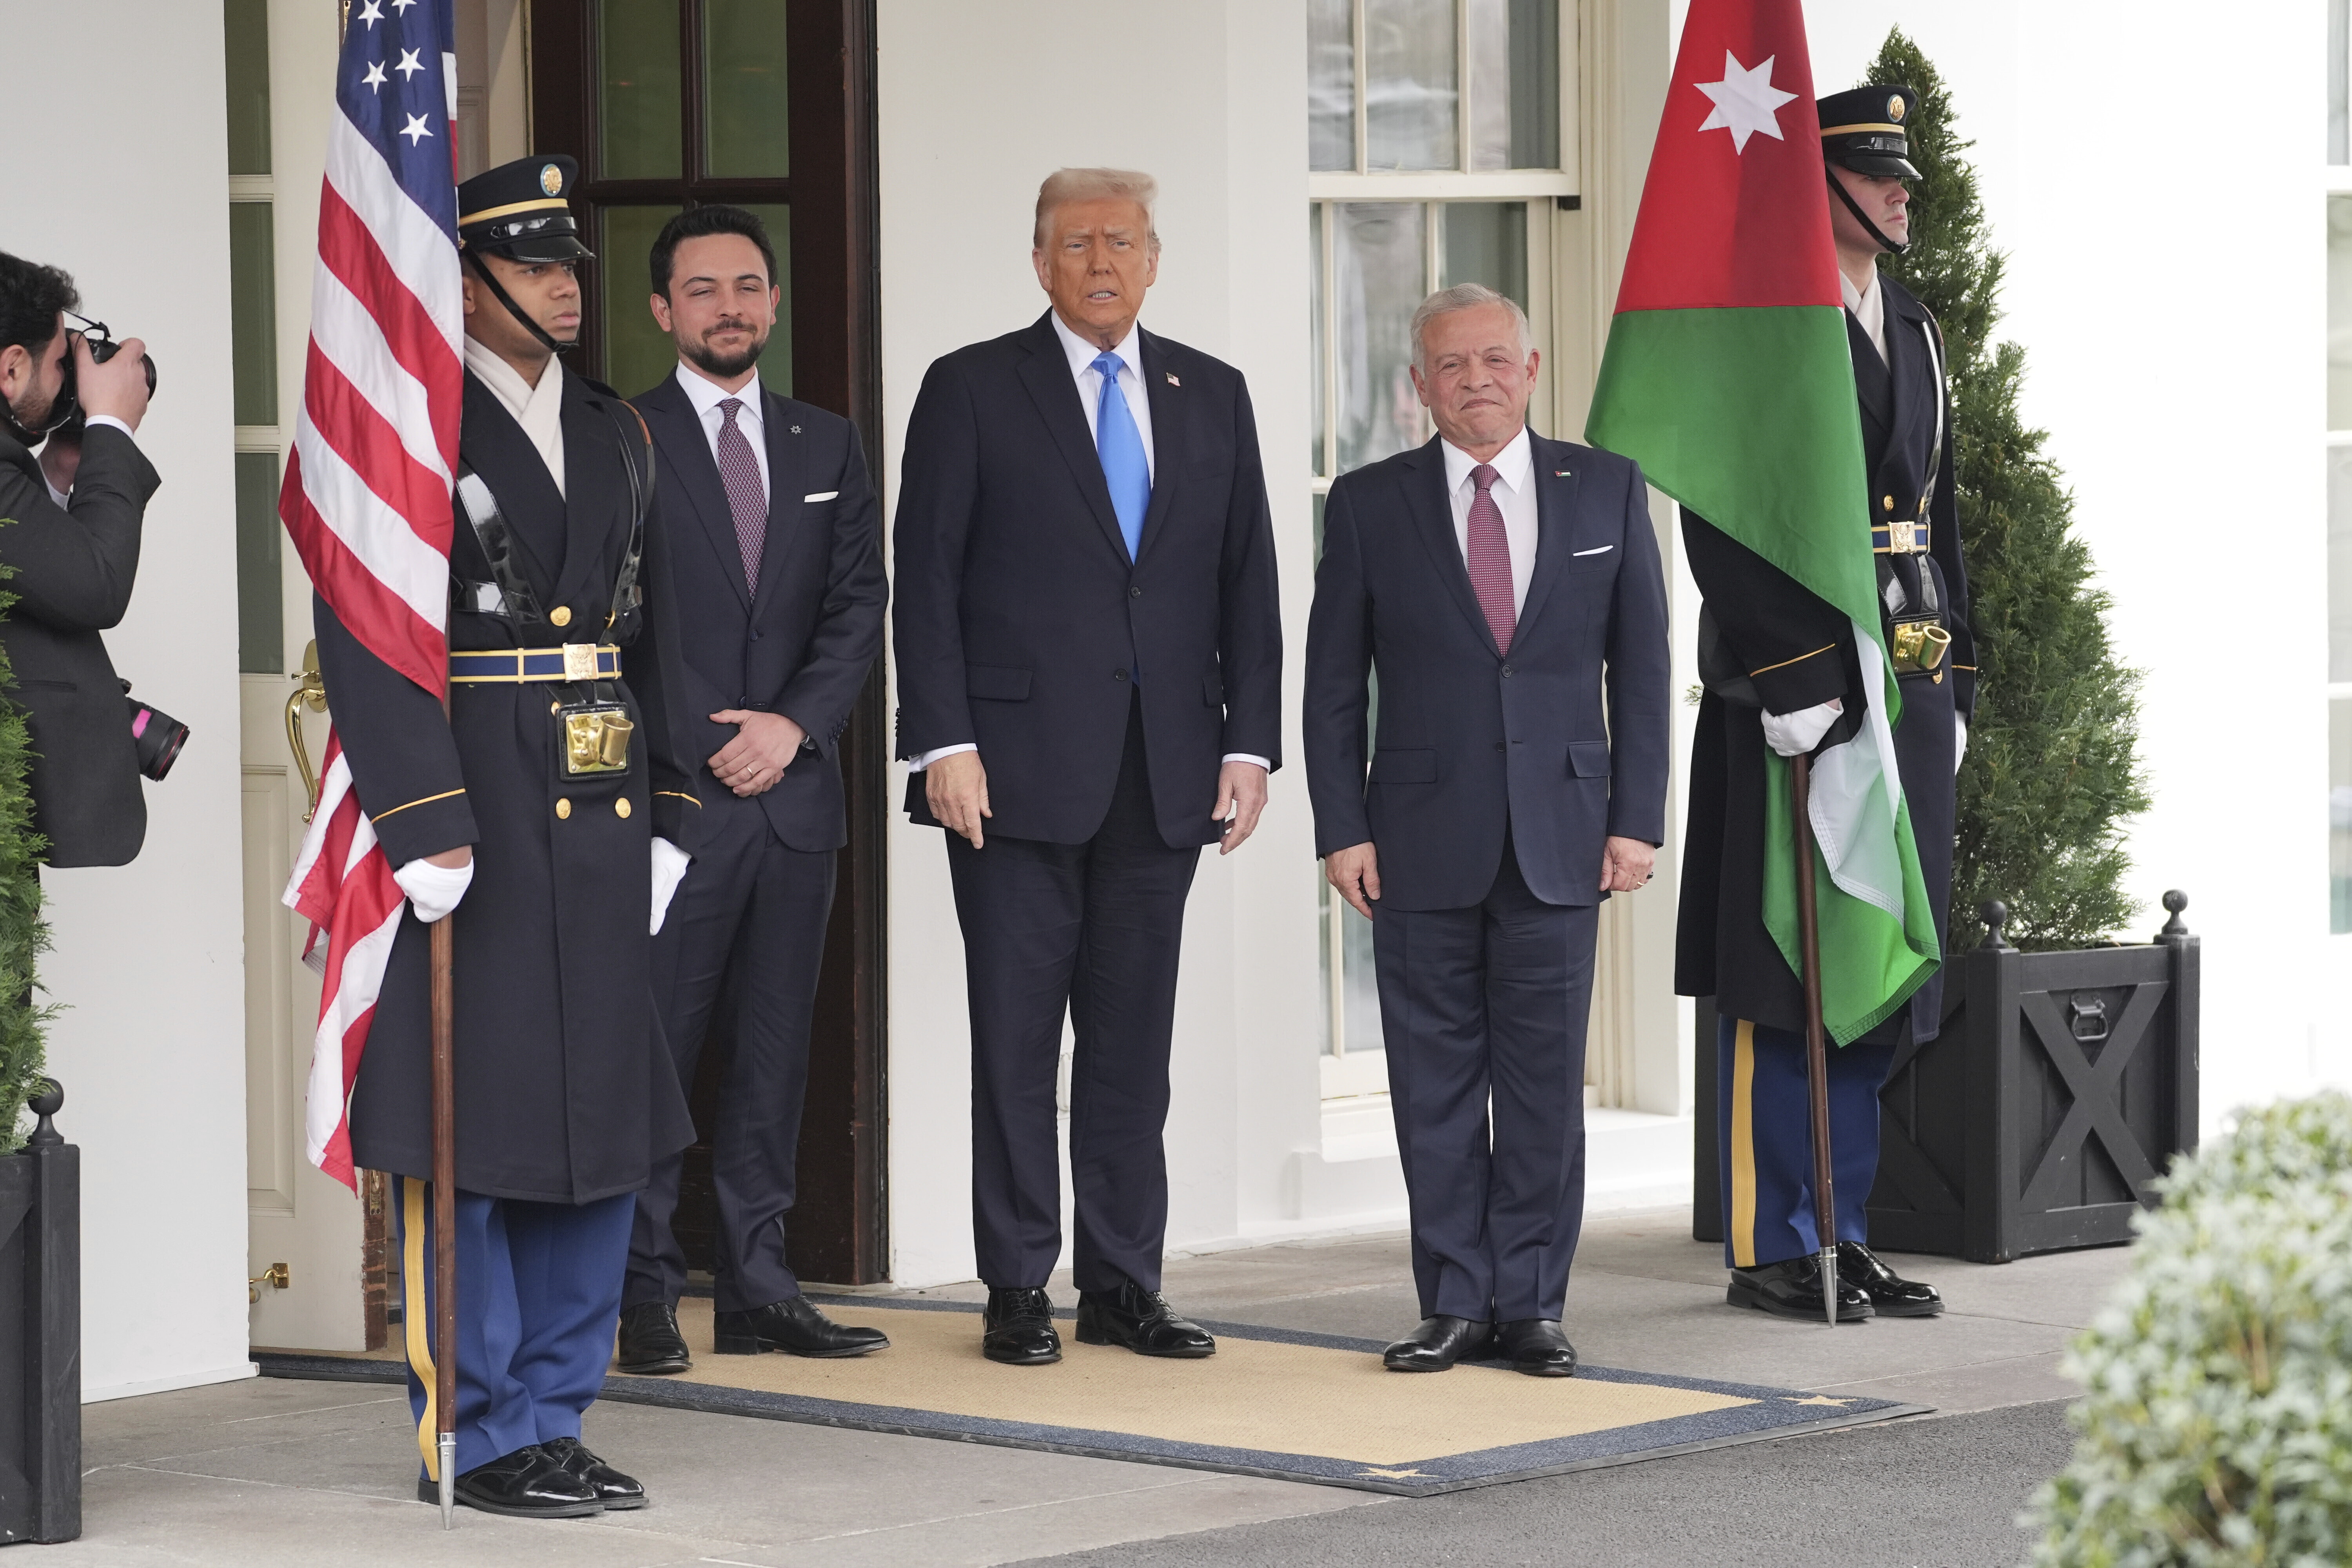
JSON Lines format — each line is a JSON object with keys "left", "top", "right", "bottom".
{"left": 1789, "top": 754, "right": 1841, "bottom": 1328}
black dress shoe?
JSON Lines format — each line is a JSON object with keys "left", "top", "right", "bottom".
{"left": 1495, "top": 1319, "right": 1578, "bottom": 1377}
{"left": 1382, "top": 1315, "right": 1493, "bottom": 1372}
{"left": 615, "top": 1300, "right": 690, "bottom": 1375}
{"left": 414, "top": 1445, "right": 601, "bottom": 1519}
{"left": 982, "top": 1287, "right": 1063, "bottom": 1365}
{"left": 1075, "top": 1279, "right": 1217, "bottom": 1358}
{"left": 1838, "top": 1241, "right": 1944, "bottom": 1318}
{"left": 713, "top": 1296, "right": 890, "bottom": 1357}
{"left": 541, "top": 1436, "right": 645, "bottom": 1510}
{"left": 1727, "top": 1255, "right": 1874, "bottom": 1323}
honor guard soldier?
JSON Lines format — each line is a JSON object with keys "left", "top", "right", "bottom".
{"left": 313, "top": 154, "right": 701, "bottom": 1517}
{"left": 1676, "top": 87, "right": 1975, "bottom": 1323}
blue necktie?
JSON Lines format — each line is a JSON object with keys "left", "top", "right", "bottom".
{"left": 1091, "top": 350, "right": 1150, "bottom": 561}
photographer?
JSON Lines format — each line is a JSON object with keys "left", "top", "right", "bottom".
{"left": 0, "top": 251, "right": 156, "bottom": 867}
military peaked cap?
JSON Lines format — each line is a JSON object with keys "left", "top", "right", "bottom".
{"left": 457, "top": 154, "right": 594, "bottom": 262}
{"left": 1818, "top": 85, "right": 1922, "bottom": 180}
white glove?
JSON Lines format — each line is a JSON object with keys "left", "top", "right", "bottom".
{"left": 650, "top": 837, "right": 691, "bottom": 935}
{"left": 1760, "top": 698, "right": 1843, "bottom": 759}
{"left": 1955, "top": 715, "right": 1969, "bottom": 775}
{"left": 394, "top": 855, "right": 474, "bottom": 924}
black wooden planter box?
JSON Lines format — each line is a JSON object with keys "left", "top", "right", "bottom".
{"left": 0, "top": 1082, "right": 79, "bottom": 1545}
{"left": 1694, "top": 895, "right": 2200, "bottom": 1264}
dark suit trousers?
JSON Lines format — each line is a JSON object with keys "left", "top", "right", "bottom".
{"left": 626, "top": 794, "right": 837, "bottom": 1314}
{"left": 945, "top": 697, "right": 1200, "bottom": 1293}
{"left": 1373, "top": 840, "right": 1597, "bottom": 1323}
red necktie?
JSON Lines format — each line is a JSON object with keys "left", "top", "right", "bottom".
{"left": 1466, "top": 463, "right": 1515, "bottom": 655}
{"left": 716, "top": 397, "right": 766, "bottom": 592}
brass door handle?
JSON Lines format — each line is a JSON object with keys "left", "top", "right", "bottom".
{"left": 285, "top": 640, "right": 328, "bottom": 822}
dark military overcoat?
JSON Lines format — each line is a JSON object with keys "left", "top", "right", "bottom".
{"left": 319, "top": 365, "right": 700, "bottom": 1203}
{"left": 1676, "top": 271, "right": 1978, "bottom": 1044}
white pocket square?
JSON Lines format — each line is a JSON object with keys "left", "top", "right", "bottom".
{"left": 804, "top": 490, "right": 839, "bottom": 503}
{"left": 1570, "top": 544, "right": 1614, "bottom": 557}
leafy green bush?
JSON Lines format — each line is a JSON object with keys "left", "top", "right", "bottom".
{"left": 2027, "top": 1094, "right": 2352, "bottom": 1565}
{"left": 0, "top": 561, "right": 51, "bottom": 1153}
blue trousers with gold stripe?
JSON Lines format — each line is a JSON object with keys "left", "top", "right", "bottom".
{"left": 1715, "top": 1018, "right": 1895, "bottom": 1269}
{"left": 396, "top": 1178, "right": 634, "bottom": 1478}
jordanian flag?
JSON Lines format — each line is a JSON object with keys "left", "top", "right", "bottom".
{"left": 1585, "top": 0, "right": 1938, "bottom": 1042}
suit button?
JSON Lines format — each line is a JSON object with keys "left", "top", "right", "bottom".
{"left": 555, "top": 798, "right": 571, "bottom": 819}
{"left": 1495, "top": 741, "right": 1505, "bottom": 753}
{"left": 1501, "top": 665, "right": 1514, "bottom": 677}
{"left": 750, "top": 628, "right": 763, "bottom": 641}
{"left": 616, "top": 798, "right": 632, "bottom": 819}
{"left": 1113, "top": 668, "right": 1129, "bottom": 681}
{"left": 1131, "top": 585, "right": 1143, "bottom": 598}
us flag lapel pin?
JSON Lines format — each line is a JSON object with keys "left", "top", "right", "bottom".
{"left": 1166, "top": 373, "right": 1181, "bottom": 387}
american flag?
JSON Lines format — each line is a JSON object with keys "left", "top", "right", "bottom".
{"left": 278, "top": 0, "right": 463, "bottom": 1189}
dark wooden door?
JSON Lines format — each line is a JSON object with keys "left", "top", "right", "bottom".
{"left": 529, "top": 0, "right": 887, "bottom": 1283}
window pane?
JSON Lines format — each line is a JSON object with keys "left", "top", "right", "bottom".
{"left": 1339, "top": 901, "right": 1384, "bottom": 1052}
{"left": 1365, "top": 0, "right": 1457, "bottom": 171}
{"left": 704, "top": 0, "right": 789, "bottom": 178}
{"left": 2332, "top": 196, "right": 2352, "bottom": 429}
{"left": 2334, "top": 699, "right": 2352, "bottom": 933}
{"left": 2335, "top": 0, "right": 2349, "bottom": 165}
{"left": 236, "top": 451, "right": 283, "bottom": 675}
{"left": 1333, "top": 203, "right": 1428, "bottom": 473}
{"left": 737, "top": 203, "right": 794, "bottom": 396}
{"left": 2333, "top": 445, "right": 2352, "bottom": 682}
{"left": 225, "top": 0, "right": 272, "bottom": 176}
{"left": 1468, "top": 0, "right": 1559, "bottom": 170}
{"left": 1308, "top": 0, "right": 1355, "bottom": 172}
{"left": 603, "top": 205, "right": 685, "bottom": 396}
{"left": 1310, "top": 206, "right": 1327, "bottom": 477}
{"left": 229, "top": 202, "right": 278, "bottom": 427}
{"left": 601, "top": 0, "right": 682, "bottom": 180}
{"left": 1441, "top": 201, "right": 1527, "bottom": 310}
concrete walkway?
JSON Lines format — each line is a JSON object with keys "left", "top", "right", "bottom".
{"left": 54, "top": 1209, "right": 2128, "bottom": 1566}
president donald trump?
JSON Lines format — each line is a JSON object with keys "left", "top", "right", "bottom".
{"left": 893, "top": 169, "right": 1283, "bottom": 1367}
{"left": 1305, "top": 285, "right": 1670, "bottom": 1376}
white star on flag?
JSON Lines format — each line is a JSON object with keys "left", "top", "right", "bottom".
{"left": 398, "top": 113, "right": 433, "bottom": 146}
{"left": 390, "top": 0, "right": 417, "bottom": 11}
{"left": 360, "top": 60, "right": 387, "bottom": 91}
{"left": 395, "top": 48, "right": 425, "bottom": 80}
{"left": 1695, "top": 52, "right": 1798, "bottom": 154}
{"left": 354, "top": 0, "right": 383, "bottom": 28}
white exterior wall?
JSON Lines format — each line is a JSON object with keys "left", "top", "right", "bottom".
{"left": 1, "top": 0, "right": 256, "bottom": 1396}
{"left": 1795, "top": 1, "right": 2347, "bottom": 1120}
{"left": 877, "top": 0, "right": 1324, "bottom": 1285}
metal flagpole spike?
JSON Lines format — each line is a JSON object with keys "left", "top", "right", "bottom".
{"left": 438, "top": 1436, "right": 456, "bottom": 1529}
{"left": 1820, "top": 1245, "right": 1839, "bottom": 1328}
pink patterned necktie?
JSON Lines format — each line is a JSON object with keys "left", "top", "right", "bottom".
{"left": 716, "top": 396, "right": 766, "bottom": 591}
{"left": 1465, "top": 463, "right": 1516, "bottom": 654}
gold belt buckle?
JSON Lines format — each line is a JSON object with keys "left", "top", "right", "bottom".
{"left": 561, "top": 642, "right": 601, "bottom": 683}
{"left": 561, "top": 707, "right": 633, "bottom": 774}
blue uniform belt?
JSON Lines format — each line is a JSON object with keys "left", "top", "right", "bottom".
{"left": 1871, "top": 520, "right": 1930, "bottom": 555}
{"left": 448, "top": 645, "right": 622, "bottom": 683}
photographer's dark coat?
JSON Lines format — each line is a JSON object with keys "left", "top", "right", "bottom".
{"left": 1676, "top": 271, "right": 1978, "bottom": 1044}
{"left": 317, "top": 366, "right": 699, "bottom": 1203}
{"left": 0, "top": 423, "right": 153, "bottom": 866}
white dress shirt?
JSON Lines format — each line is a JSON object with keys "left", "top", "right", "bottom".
{"left": 673, "top": 361, "right": 769, "bottom": 500}
{"left": 1840, "top": 268, "right": 1886, "bottom": 363}
{"left": 910, "top": 313, "right": 1267, "bottom": 775}
{"left": 463, "top": 336, "right": 566, "bottom": 495}
{"left": 1439, "top": 426, "right": 1538, "bottom": 617}
{"left": 1050, "top": 311, "right": 1154, "bottom": 479}
{"left": 39, "top": 414, "right": 135, "bottom": 508}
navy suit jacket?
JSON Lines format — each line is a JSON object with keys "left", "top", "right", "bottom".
{"left": 1303, "top": 432, "right": 1671, "bottom": 911}
{"left": 630, "top": 371, "right": 888, "bottom": 854}
{"left": 892, "top": 311, "right": 1282, "bottom": 848}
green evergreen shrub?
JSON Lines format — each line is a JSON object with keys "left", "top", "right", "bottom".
{"left": 1860, "top": 33, "right": 2151, "bottom": 951}
{"left": 0, "top": 561, "right": 53, "bottom": 1153}
{"left": 2028, "top": 1093, "right": 2352, "bottom": 1565}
